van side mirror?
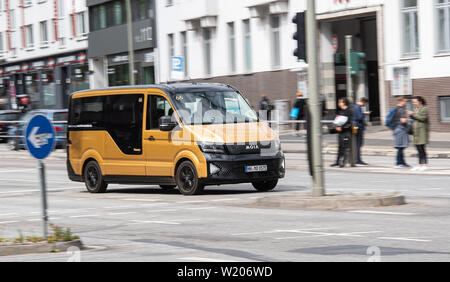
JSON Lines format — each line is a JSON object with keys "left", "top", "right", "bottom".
{"left": 159, "top": 116, "right": 177, "bottom": 131}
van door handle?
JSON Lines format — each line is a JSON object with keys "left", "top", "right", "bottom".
{"left": 148, "top": 136, "right": 156, "bottom": 141}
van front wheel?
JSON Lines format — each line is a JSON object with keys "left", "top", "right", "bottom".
{"left": 252, "top": 180, "right": 278, "bottom": 192}
{"left": 176, "top": 161, "right": 204, "bottom": 196}
{"left": 84, "top": 161, "right": 108, "bottom": 193}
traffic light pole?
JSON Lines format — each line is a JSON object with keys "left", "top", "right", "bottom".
{"left": 306, "top": 0, "right": 325, "bottom": 197}
{"left": 345, "top": 35, "right": 357, "bottom": 167}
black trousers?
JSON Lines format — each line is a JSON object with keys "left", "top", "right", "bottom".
{"left": 337, "top": 131, "right": 351, "bottom": 166}
{"left": 416, "top": 145, "right": 428, "bottom": 164}
{"left": 356, "top": 130, "right": 364, "bottom": 163}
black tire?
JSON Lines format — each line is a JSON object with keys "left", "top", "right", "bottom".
{"left": 159, "top": 185, "right": 177, "bottom": 190}
{"left": 252, "top": 179, "right": 278, "bottom": 192}
{"left": 83, "top": 161, "right": 108, "bottom": 193}
{"left": 175, "top": 161, "right": 204, "bottom": 196}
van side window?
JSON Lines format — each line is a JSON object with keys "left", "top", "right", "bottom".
{"left": 107, "top": 94, "right": 144, "bottom": 155}
{"left": 147, "top": 95, "right": 174, "bottom": 130}
{"left": 69, "top": 96, "right": 105, "bottom": 128}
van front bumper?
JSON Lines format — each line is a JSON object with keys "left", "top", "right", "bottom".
{"left": 201, "top": 152, "right": 285, "bottom": 186}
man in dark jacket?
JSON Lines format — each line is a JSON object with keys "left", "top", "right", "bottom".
{"left": 353, "top": 97, "right": 371, "bottom": 165}
{"left": 331, "top": 97, "right": 353, "bottom": 168}
{"left": 259, "top": 94, "right": 272, "bottom": 121}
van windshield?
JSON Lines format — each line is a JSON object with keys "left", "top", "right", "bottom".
{"left": 171, "top": 91, "right": 258, "bottom": 125}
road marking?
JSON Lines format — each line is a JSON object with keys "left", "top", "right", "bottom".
{"left": 146, "top": 209, "right": 179, "bottom": 213}
{"left": 348, "top": 210, "right": 418, "bottom": 216}
{"left": 0, "top": 168, "right": 35, "bottom": 173}
{"left": 211, "top": 198, "right": 238, "bottom": 202}
{"left": 104, "top": 205, "right": 133, "bottom": 209}
{"left": 186, "top": 207, "right": 216, "bottom": 211}
{"left": 132, "top": 220, "right": 180, "bottom": 225}
{"left": 123, "top": 198, "right": 161, "bottom": 202}
{"left": 275, "top": 230, "right": 382, "bottom": 240}
{"left": 176, "top": 200, "right": 208, "bottom": 204}
{"left": 232, "top": 228, "right": 334, "bottom": 236}
{"left": 27, "top": 219, "right": 41, "bottom": 222}
{"left": 0, "top": 221, "right": 19, "bottom": 225}
{"left": 0, "top": 213, "right": 18, "bottom": 217}
{"left": 180, "top": 257, "right": 239, "bottom": 263}
{"left": 107, "top": 212, "right": 137, "bottom": 216}
{"left": 378, "top": 237, "right": 432, "bottom": 242}
{"left": 0, "top": 187, "right": 81, "bottom": 195}
{"left": 70, "top": 214, "right": 100, "bottom": 218}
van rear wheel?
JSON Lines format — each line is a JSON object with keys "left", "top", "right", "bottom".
{"left": 176, "top": 161, "right": 204, "bottom": 196}
{"left": 84, "top": 161, "right": 108, "bottom": 193}
{"left": 252, "top": 179, "right": 278, "bottom": 192}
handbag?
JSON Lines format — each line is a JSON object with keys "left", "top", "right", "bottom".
{"left": 290, "top": 107, "right": 300, "bottom": 119}
{"left": 407, "top": 119, "right": 414, "bottom": 135}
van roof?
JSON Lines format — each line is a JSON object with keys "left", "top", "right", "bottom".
{"left": 71, "top": 83, "right": 238, "bottom": 97}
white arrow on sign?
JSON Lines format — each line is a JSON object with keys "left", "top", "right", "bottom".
{"left": 28, "top": 127, "right": 52, "bottom": 149}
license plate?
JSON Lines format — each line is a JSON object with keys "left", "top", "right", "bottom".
{"left": 245, "top": 165, "right": 268, "bottom": 173}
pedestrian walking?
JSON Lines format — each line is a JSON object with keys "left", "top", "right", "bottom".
{"left": 290, "top": 92, "right": 307, "bottom": 136}
{"left": 408, "top": 96, "right": 430, "bottom": 172}
{"left": 353, "top": 97, "right": 371, "bottom": 166}
{"left": 388, "top": 96, "right": 410, "bottom": 168}
{"left": 331, "top": 97, "right": 353, "bottom": 168}
{"left": 259, "top": 94, "right": 272, "bottom": 121}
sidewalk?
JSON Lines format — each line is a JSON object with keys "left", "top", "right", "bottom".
{"left": 280, "top": 126, "right": 450, "bottom": 159}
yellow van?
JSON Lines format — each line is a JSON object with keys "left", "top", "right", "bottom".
{"left": 67, "top": 84, "right": 285, "bottom": 195}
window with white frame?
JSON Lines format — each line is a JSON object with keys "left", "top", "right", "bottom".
{"left": 440, "top": 96, "right": 450, "bottom": 121}
{"left": 181, "top": 31, "right": 188, "bottom": 77}
{"left": 168, "top": 33, "right": 174, "bottom": 77}
{"left": 436, "top": 0, "right": 450, "bottom": 52}
{"left": 25, "top": 24, "right": 34, "bottom": 48}
{"left": 228, "top": 22, "right": 236, "bottom": 73}
{"left": 76, "top": 12, "right": 88, "bottom": 36}
{"left": 0, "top": 32, "right": 3, "bottom": 53}
{"left": 402, "top": 0, "right": 420, "bottom": 57}
{"left": 40, "top": 21, "right": 48, "bottom": 45}
{"left": 243, "top": 19, "right": 252, "bottom": 73}
{"left": 203, "top": 28, "right": 212, "bottom": 76}
{"left": 270, "top": 15, "right": 281, "bottom": 68}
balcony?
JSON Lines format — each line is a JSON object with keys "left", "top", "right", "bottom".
{"left": 182, "top": 0, "right": 219, "bottom": 30}
{"left": 245, "top": 0, "right": 289, "bottom": 17}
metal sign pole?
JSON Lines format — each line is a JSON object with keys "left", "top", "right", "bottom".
{"left": 345, "top": 35, "right": 357, "bottom": 167}
{"left": 38, "top": 160, "right": 48, "bottom": 239}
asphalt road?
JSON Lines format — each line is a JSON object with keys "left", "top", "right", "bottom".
{"left": 0, "top": 146, "right": 449, "bottom": 262}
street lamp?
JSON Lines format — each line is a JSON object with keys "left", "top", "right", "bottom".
{"left": 126, "top": 0, "right": 135, "bottom": 86}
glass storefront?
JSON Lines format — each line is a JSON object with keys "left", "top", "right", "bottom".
{"left": 41, "top": 70, "right": 56, "bottom": 107}
{"left": 107, "top": 50, "right": 154, "bottom": 87}
{"left": 24, "top": 73, "right": 40, "bottom": 107}
{"left": 72, "top": 65, "right": 90, "bottom": 93}
{"left": 0, "top": 52, "right": 90, "bottom": 110}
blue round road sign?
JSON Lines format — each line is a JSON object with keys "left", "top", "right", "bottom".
{"left": 25, "top": 114, "right": 56, "bottom": 160}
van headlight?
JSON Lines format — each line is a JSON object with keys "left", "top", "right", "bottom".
{"left": 199, "top": 142, "right": 226, "bottom": 154}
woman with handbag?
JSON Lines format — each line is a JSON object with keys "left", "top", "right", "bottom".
{"left": 290, "top": 92, "right": 306, "bottom": 137}
{"left": 408, "top": 96, "right": 430, "bottom": 172}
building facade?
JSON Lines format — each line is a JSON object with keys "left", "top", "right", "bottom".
{"left": 0, "top": 0, "right": 90, "bottom": 110}
{"left": 86, "top": 0, "right": 156, "bottom": 89}
{"left": 157, "top": 0, "right": 450, "bottom": 131}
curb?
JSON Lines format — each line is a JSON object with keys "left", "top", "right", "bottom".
{"left": 283, "top": 149, "right": 450, "bottom": 159}
{"left": 253, "top": 194, "right": 406, "bottom": 210}
{"left": 0, "top": 239, "right": 84, "bottom": 257}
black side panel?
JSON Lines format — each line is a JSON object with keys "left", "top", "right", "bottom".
{"left": 103, "top": 175, "right": 176, "bottom": 185}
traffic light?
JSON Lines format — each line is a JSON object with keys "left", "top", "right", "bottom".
{"left": 293, "top": 12, "right": 306, "bottom": 62}
{"left": 350, "top": 51, "right": 366, "bottom": 75}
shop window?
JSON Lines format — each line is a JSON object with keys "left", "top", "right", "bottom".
{"left": 72, "top": 65, "right": 90, "bottom": 92}
{"left": 24, "top": 73, "right": 39, "bottom": 104}
{"left": 42, "top": 71, "right": 56, "bottom": 107}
